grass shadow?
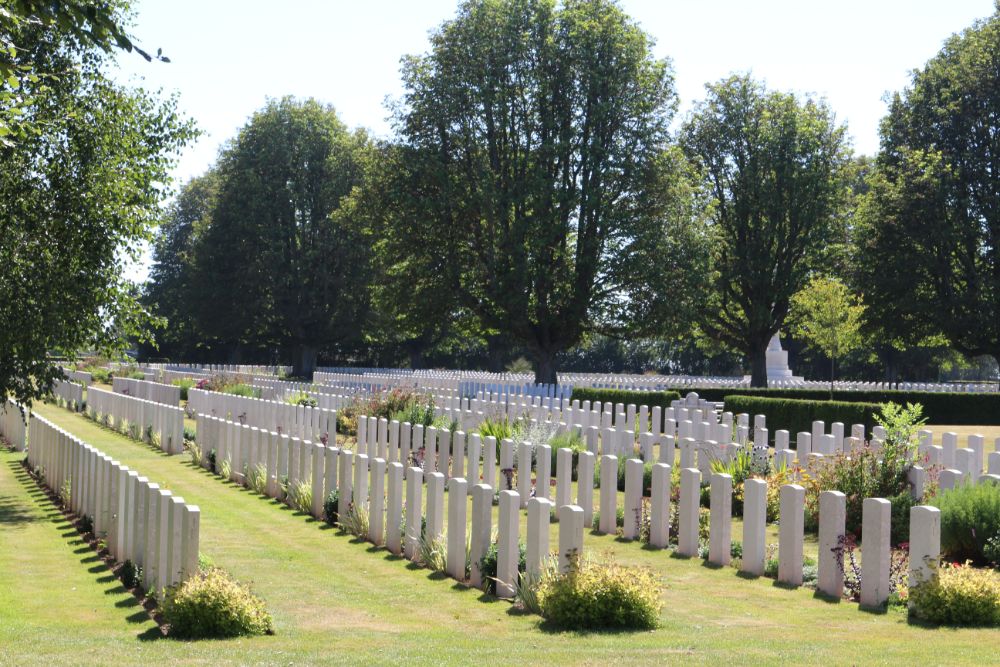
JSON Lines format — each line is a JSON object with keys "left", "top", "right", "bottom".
{"left": 812, "top": 589, "right": 842, "bottom": 604}
{"left": 735, "top": 570, "right": 762, "bottom": 580}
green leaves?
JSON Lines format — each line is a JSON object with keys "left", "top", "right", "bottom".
{"left": 855, "top": 9, "right": 1000, "bottom": 364}
{"left": 0, "top": 3, "right": 195, "bottom": 406}
{"left": 681, "top": 74, "right": 852, "bottom": 385}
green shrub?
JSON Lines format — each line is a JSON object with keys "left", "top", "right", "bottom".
{"left": 119, "top": 560, "right": 141, "bottom": 589}
{"left": 984, "top": 535, "right": 1000, "bottom": 566}
{"left": 569, "top": 388, "right": 681, "bottom": 416}
{"left": 594, "top": 456, "right": 653, "bottom": 494}
{"left": 86, "top": 366, "right": 111, "bottom": 384}
{"left": 549, "top": 431, "right": 588, "bottom": 480}
{"left": 287, "top": 391, "right": 317, "bottom": 408}
{"left": 723, "top": 395, "right": 882, "bottom": 444}
{"left": 323, "top": 489, "right": 340, "bottom": 525}
{"left": 680, "top": 386, "right": 1000, "bottom": 425}
{"left": 478, "top": 540, "right": 527, "bottom": 595}
{"left": 161, "top": 567, "right": 273, "bottom": 638}
{"left": 172, "top": 378, "right": 195, "bottom": 401}
{"left": 909, "top": 563, "right": 1000, "bottom": 626}
{"left": 800, "top": 402, "right": 925, "bottom": 541}
{"left": 221, "top": 383, "right": 261, "bottom": 398}
{"left": 537, "top": 556, "right": 662, "bottom": 630}
{"left": 932, "top": 482, "right": 1000, "bottom": 565}
{"left": 590, "top": 505, "right": 625, "bottom": 530}
{"left": 478, "top": 414, "right": 515, "bottom": 443}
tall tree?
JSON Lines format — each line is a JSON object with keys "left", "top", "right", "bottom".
{"left": 350, "top": 142, "right": 465, "bottom": 369}
{"left": 855, "top": 8, "right": 1000, "bottom": 366}
{"left": 0, "top": 3, "right": 195, "bottom": 405}
{"left": 191, "top": 97, "right": 372, "bottom": 376}
{"left": 681, "top": 74, "right": 851, "bottom": 387}
{"left": 788, "top": 276, "right": 865, "bottom": 397}
{"left": 394, "top": 0, "right": 709, "bottom": 384}
{"left": 144, "top": 171, "right": 219, "bottom": 360}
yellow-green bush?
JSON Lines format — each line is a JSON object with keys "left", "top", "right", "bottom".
{"left": 537, "top": 557, "right": 662, "bottom": 630}
{"left": 909, "top": 562, "right": 1000, "bottom": 626}
{"left": 161, "top": 568, "right": 273, "bottom": 638}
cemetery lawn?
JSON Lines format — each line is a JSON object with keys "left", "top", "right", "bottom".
{"left": 1, "top": 406, "right": 994, "bottom": 667}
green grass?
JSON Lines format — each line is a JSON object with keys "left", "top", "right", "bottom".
{"left": 1, "top": 403, "right": 995, "bottom": 665}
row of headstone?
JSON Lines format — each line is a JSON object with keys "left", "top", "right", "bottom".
{"left": 196, "top": 413, "right": 331, "bottom": 516}
{"left": 52, "top": 378, "right": 84, "bottom": 409}
{"left": 916, "top": 429, "right": 1000, "bottom": 479}
{"left": 187, "top": 388, "right": 336, "bottom": 442}
{"left": 85, "top": 386, "right": 184, "bottom": 454}
{"left": 605, "top": 452, "right": 948, "bottom": 609}
{"left": 65, "top": 369, "right": 92, "bottom": 386}
{"left": 0, "top": 400, "right": 27, "bottom": 450}
{"left": 112, "top": 376, "right": 181, "bottom": 406}
{"left": 25, "top": 409, "right": 200, "bottom": 596}
{"left": 196, "top": 409, "right": 588, "bottom": 598}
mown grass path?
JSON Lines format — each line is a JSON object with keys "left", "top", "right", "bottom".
{"left": 0, "top": 403, "right": 993, "bottom": 666}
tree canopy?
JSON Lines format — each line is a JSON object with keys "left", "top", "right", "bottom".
{"left": 681, "top": 74, "right": 852, "bottom": 387}
{"left": 146, "top": 97, "right": 374, "bottom": 376}
{"left": 854, "top": 8, "right": 1000, "bottom": 366}
{"left": 0, "top": 1, "right": 194, "bottom": 405}
{"left": 391, "top": 0, "right": 710, "bottom": 383}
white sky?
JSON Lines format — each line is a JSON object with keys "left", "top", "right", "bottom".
{"left": 115, "top": 0, "right": 998, "bottom": 280}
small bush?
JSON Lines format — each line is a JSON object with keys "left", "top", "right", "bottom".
{"left": 537, "top": 555, "right": 662, "bottom": 630}
{"left": 183, "top": 426, "right": 197, "bottom": 442}
{"left": 909, "top": 562, "right": 1000, "bottom": 626}
{"left": 479, "top": 540, "right": 527, "bottom": 595}
{"left": 221, "top": 383, "right": 261, "bottom": 398}
{"left": 591, "top": 505, "right": 625, "bottom": 531}
{"left": 120, "top": 560, "right": 142, "bottom": 589}
{"left": 323, "top": 489, "right": 340, "bottom": 525}
{"left": 287, "top": 391, "right": 317, "bottom": 408}
{"left": 549, "top": 431, "right": 588, "bottom": 480}
{"left": 172, "top": 378, "right": 196, "bottom": 401}
{"left": 161, "top": 567, "right": 273, "bottom": 638}
{"left": 932, "top": 482, "right": 1000, "bottom": 565}
{"left": 984, "top": 535, "right": 1000, "bottom": 566}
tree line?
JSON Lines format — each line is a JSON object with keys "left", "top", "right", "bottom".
{"left": 4, "top": 0, "right": 999, "bottom": 405}
{"left": 143, "top": 0, "right": 1000, "bottom": 386}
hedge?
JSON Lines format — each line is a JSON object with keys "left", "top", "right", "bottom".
{"left": 723, "top": 395, "right": 883, "bottom": 443}
{"left": 569, "top": 388, "right": 682, "bottom": 412}
{"left": 665, "top": 387, "right": 1000, "bottom": 425}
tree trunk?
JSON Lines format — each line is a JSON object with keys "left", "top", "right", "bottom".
{"left": 404, "top": 339, "right": 426, "bottom": 369}
{"left": 486, "top": 335, "right": 509, "bottom": 373}
{"left": 228, "top": 344, "right": 243, "bottom": 365}
{"left": 533, "top": 347, "right": 558, "bottom": 386}
{"left": 292, "top": 344, "right": 318, "bottom": 379}
{"left": 830, "top": 356, "right": 835, "bottom": 400}
{"left": 749, "top": 342, "right": 768, "bottom": 388}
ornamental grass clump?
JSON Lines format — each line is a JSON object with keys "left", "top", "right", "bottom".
{"left": 161, "top": 567, "right": 273, "bottom": 638}
{"left": 536, "top": 555, "right": 662, "bottom": 630}
{"left": 909, "top": 562, "right": 1000, "bottom": 626}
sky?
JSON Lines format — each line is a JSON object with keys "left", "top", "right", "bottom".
{"left": 114, "top": 0, "right": 998, "bottom": 280}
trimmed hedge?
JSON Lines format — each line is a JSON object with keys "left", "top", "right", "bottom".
{"left": 569, "top": 388, "right": 681, "bottom": 412}
{"left": 665, "top": 387, "right": 1000, "bottom": 425}
{"left": 723, "top": 395, "right": 882, "bottom": 442}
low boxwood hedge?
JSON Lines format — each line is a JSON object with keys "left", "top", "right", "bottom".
{"left": 568, "top": 388, "right": 681, "bottom": 412}
{"left": 663, "top": 387, "right": 999, "bottom": 425}
{"left": 723, "top": 395, "right": 882, "bottom": 442}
